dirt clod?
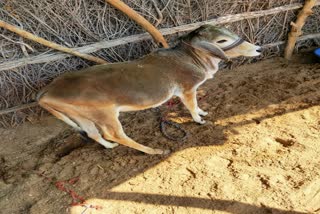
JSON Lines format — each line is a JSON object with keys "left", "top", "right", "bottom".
{"left": 274, "top": 138, "right": 296, "bottom": 147}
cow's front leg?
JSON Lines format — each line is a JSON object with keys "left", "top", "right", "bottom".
{"left": 197, "top": 107, "right": 208, "bottom": 116}
{"left": 179, "top": 90, "right": 206, "bottom": 124}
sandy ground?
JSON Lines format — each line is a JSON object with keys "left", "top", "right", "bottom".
{"left": 0, "top": 56, "right": 319, "bottom": 214}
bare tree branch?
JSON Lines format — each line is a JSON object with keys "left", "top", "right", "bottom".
{"left": 0, "top": 20, "right": 108, "bottom": 65}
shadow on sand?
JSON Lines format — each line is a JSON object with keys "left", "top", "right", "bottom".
{"left": 72, "top": 192, "right": 307, "bottom": 214}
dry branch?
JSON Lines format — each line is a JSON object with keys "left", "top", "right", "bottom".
{"left": 263, "top": 32, "right": 320, "bottom": 48}
{"left": 0, "top": 102, "right": 38, "bottom": 115}
{"left": 105, "top": 0, "right": 169, "bottom": 48}
{"left": 0, "top": 20, "right": 108, "bottom": 65}
{"left": 284, "top": 0, "right": 317, "bottom": 60}
{"left": 1, "top": 32, "right": 320, "bottom": 115}
{"left": 1, "top": 2, "right": 320, "bottom": 72}
{"left": 0, "top": 33, "right": 151, "bottom": 71}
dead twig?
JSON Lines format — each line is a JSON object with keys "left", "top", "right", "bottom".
{"left": 151, "top": 0, "right": 163, "bottom": 27}
{"left": 284, "top": 0, "right": 317, "bottom": 60}
{"left": 0, "top": 101, "right": 38, "bottom": 115}
{"left": 0, "top": 19, "right": 108, "bottom": 64}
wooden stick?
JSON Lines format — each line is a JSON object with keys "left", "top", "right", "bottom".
{"left": 1, "top": 2, "right": 320, "bottom": 71}
{"left": 105, "top": 0, "right": 169, "bottom": 48}
{"left": 2, "top": 32, "right": 320, "bottom": 115}
{"left": 0, "top": 33, "right": 151, "bottom": 71}
{"left": 0, "top": 102, "right": 38, "bottom": 115}
{"left": 263, "top": 32, "right": 320, "bottom": 48}
{"left": 0, "top": 20, "right": 108, "bottom": 64}
{"left": 284, "top": 0, "right": 317, "bottom": 60}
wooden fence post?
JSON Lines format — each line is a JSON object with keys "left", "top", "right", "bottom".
{"left": 284, "top": 0, "right": 317, "bottom": 60}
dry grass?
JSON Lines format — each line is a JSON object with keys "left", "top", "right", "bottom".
{"left": 1, "top": 0, "right": 320, "bottom": 127}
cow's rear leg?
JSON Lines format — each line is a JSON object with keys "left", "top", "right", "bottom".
{"left": 94, "top": 110, "right": 165, "bottom": 155}
{"left": 43, "top": 105, "right": 82, "bottom": 131}
{"left": 42, "top": 104, "right": 118, "bottom": 149}
{"left": 73, "top": 117, "right": 119, "bottom": 149}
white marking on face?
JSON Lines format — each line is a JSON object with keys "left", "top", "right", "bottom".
{"left": 240, "top": 41, "right": 262, "bottom": 57}
{"left": 225, "top": 41, "right": 262, "bottom": 58}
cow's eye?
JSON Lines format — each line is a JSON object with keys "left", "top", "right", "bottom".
{"left": 217, "top": 39, "right": 227, "bottom": 43}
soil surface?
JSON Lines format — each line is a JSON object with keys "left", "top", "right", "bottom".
{"left": 0, "top": 57, "right": 320, "bottom": 214}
